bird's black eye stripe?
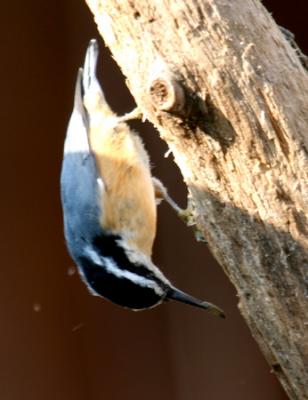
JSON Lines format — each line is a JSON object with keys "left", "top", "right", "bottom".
{"left": 92, "top": 233, "right": 163, "bottom": 285}
{"left": 78, "top": 254, "right": 163, "bottom": 310}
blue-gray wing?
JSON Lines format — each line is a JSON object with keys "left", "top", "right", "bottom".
{"left": 60, "top": 68, "right": 103, "bottom": 256}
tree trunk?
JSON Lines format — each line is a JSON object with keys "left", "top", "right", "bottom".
{"left": 85, "top": 1, "right": 308, "bottom": 398}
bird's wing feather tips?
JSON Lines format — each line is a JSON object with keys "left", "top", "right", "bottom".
{"left": 63, "top": 68, "right": 90, "bottom": 155}
{"left": 167, "top": 287, "right": 225, "bottom": 318}
{"left": 74, "top": 68, "right": 88, "bottom": 127}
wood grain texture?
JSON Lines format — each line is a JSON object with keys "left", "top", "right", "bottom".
{"left": 85, "top": 1, "right": 308, "bottom": 398}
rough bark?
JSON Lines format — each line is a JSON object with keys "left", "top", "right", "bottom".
{"left": 85, "top": 1, "right": 308, "bottom": 399}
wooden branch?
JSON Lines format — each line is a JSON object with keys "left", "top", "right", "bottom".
{"left": 85, "top": 0, "right": 308, "bottom": 398}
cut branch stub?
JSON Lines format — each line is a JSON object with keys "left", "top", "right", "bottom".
{"left": 148, "top": 76, "right": 185, "bottom": 112}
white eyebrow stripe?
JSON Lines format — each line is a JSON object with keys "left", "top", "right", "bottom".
{"left": 117, "top": 239, "right": 171, "bottom": 285}
{"left": 84, "top": 246, "right": 164, "bottom": 296}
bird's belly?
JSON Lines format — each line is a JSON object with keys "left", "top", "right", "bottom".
{"left": 100, "top": 162, "right": 157, "bottom": 256}
{"left": 90, "top": 128, "right": 157, "bottom": 256}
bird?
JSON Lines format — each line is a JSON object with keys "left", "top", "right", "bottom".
{"left": 60, "top": 39, "right": 225, "bottom": 317}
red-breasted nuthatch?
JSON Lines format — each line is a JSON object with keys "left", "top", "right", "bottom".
{"left": 60, "top": 39, "right": 224, "bottom": 317}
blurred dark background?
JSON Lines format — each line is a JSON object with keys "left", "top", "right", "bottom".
{"left": 1, "top": 1, "right": 306, "bottom": 399}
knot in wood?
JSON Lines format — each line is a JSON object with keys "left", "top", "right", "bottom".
{"left": 148, "top": 76, "right": 185, "bottom": 112}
